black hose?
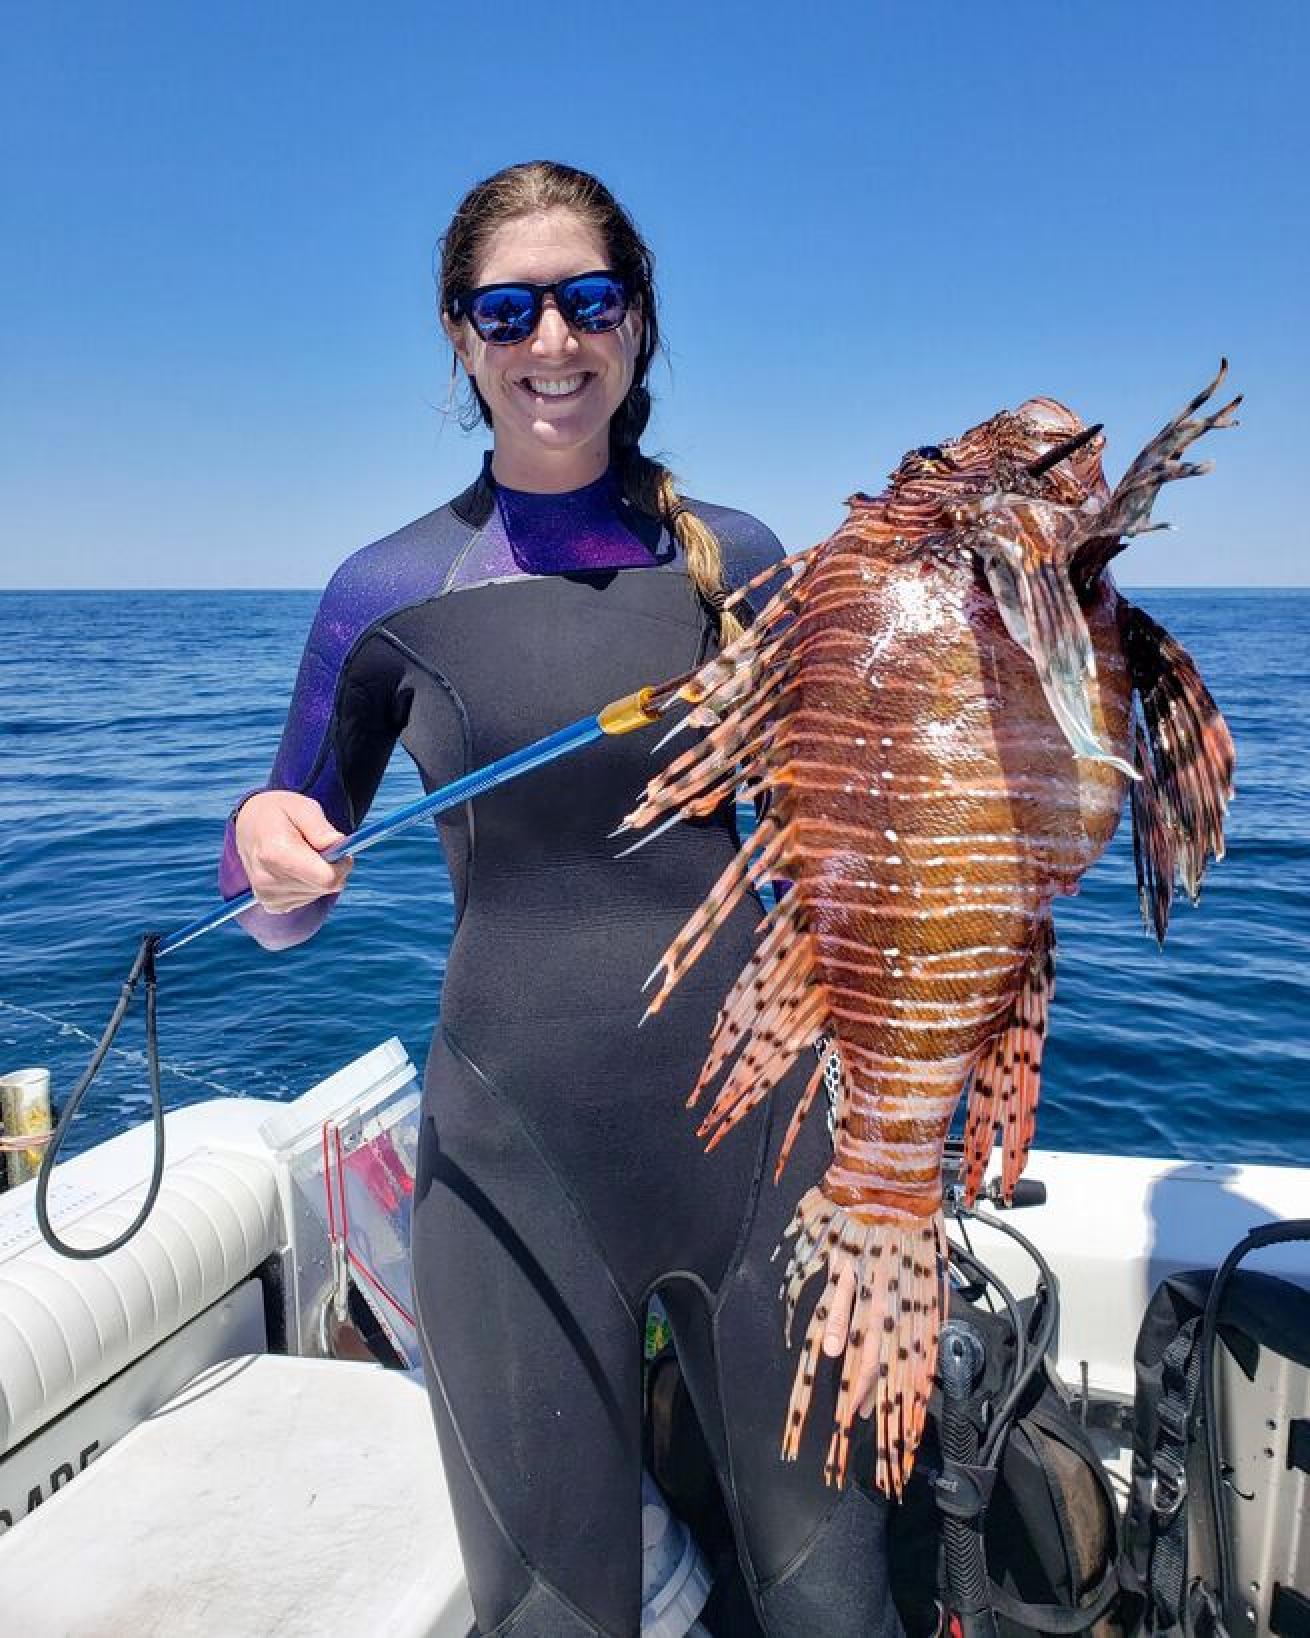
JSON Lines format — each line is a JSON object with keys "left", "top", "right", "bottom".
{"left": 959, "top": 1205, "right": 1060, "bottom": 1466}
{"left": 938, "top": 1321, "right": 998, "bottom": 1638}
{"left": 948, "top": 1239, "right": 1028, "bottom": 1437}
{"left": 34, "top": 933, "right": 166, "bottom": 1259}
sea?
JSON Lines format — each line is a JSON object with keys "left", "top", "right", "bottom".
{"left": 0, "top": 588, "right": 1306, "bottom": 1168}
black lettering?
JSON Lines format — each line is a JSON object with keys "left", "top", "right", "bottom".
{"left": 49, "top": 1462, "right": 75, "bottom": 1491}
{"left": 0, "top": 1509, "right": 12, "bottom": 1532}
{"left": 27, "top": 1484, "right": 44, "bottom": 1513}
{"left": 79, "top": 1441, "right": 99, "bottom": 1470}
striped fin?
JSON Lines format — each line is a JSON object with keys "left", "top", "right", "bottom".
{"left": 1119, "top": 601, "right": 1235, "bottom": 944}
{"left": 960, "top": 915, "right": 1057, "bottom": 1203}
{"left": 619, "top": 548, "right": 819, "bottom": 838}
{"left": 1071, "top": 360, "right": 1242, "bottom": 591}
{"left": 779, "top": 1192, "right": 945, "bottom": 1498}
{"left": 978, "top": 538, "right": 1136, "bottom": 778}
{"left": 642, "top": 819, "right": 788, "bottom": 1015}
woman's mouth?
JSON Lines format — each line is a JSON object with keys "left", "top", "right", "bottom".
{"left": 518, "top": 372, "right": 591, "bottom": 403}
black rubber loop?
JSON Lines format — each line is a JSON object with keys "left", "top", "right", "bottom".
{"left": 34, "top": 933, "right": 166, "bottom": 1260}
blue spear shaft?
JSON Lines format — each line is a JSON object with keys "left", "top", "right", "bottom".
{"left": 155, "top": 683, "right": 668, "bottom": 960}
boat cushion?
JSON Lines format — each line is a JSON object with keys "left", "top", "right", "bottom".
{"left": 0, "top": 1147, "right": 281, "bottom": 1455}
{"left": 0, "top": 1353, "right": 474, "bottom": 1638}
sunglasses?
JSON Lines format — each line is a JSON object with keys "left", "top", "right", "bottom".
{"left": 449, "top": 270, "right": 630, "bottom": 345}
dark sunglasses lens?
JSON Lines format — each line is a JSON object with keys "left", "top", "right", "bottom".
{"left": 468, "top": 286, "right": 538, "bottom": 344}
{"left": 559, "top": 275, "right": 627, "bottom": 333}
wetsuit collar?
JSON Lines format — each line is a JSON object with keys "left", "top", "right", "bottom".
{"left": 451, "top": 452, "right": 667, "bottom": 570}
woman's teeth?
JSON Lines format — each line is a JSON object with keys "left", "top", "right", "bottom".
{"left": 523, "top": 374, "right": 588, "bottom": 399}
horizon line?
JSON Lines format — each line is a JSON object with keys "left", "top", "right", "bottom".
{"left": 3, "top": 583, "right": 1309, "bottom": 596}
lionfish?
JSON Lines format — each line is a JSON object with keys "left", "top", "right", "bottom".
{"left": 619, "top": 364, "right": 1238, "bottom": 1497}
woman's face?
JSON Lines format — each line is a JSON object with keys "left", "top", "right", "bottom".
{"left": 444, "top": 208, "right": 643, "bottom": 490}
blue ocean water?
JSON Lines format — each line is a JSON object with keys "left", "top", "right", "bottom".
{"left": 0, "top": 589, "right": 1306, "bottom": 1167}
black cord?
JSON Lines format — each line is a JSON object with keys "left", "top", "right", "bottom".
{"left": 955, "top": 1204, "right": 1060, "bottom": 1467}
{"left": 34, "top": 933, "right": 167, "bottom": 1260}
{"left": 954, "top": 1211, "right": 998, "bottom": 1312}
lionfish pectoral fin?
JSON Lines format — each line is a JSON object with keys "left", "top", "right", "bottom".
{"left": 961, "top": 915, "right": 1057, "bottom": 1204}
{"left": 982, "top": 545, "right": 1137, "bottom": 779}
{"left": 1120, "top": 601, "right": 1235, "bottom": 943}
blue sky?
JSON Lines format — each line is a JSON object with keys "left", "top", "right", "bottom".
{"left": 2, "top": 1, "right": 1305, "bottom": 589}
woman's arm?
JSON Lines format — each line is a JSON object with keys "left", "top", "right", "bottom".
{"left": 221, "top": 556, "right": 405, "bottom": 950}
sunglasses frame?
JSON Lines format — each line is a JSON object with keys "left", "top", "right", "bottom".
{"left": 449, "top": 269, "right": 631, "bottom": 345}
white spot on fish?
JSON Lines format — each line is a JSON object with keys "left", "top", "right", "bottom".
{"left": 885, "top": 828, "right": 898, "bottom": 841}
{"left": 881, "top": 770, "right": 893, "bottom": 781}
{"left": 881, "top": 736, "right": 893, "bottom": 747}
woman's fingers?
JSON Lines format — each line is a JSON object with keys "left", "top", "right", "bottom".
{"left": 820, "top": 1267, "right": 894, "bottom": 1421}
{"left": 854, "top": 1335, "right": 882, "bottom": 1419}
{"left": 821, "top": 1263, "right": 856, "bottom": 1357}
{"left": 235, "top": 792, "right": 352, "bottom": 910}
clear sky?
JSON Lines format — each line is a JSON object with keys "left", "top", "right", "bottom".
{"left": 2, "top": 1, "right": 1305, "bottom": 589}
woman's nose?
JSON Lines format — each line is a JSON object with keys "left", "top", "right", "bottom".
{"left": 531, "top": 297, "right": 576, "bottom": 356}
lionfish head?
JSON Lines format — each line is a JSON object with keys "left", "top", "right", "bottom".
{"left": 874, "top": 364, "right": 1239, "bottom": 778}
{"left": 888, "top": 396, "right": 1110, "bottom": 510}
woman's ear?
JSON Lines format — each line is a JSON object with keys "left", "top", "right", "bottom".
{"left": 442, "top": 310, "right": 476, "bottom": 375}
{"left": 622, "top": 300, "right": 644, "bottom": 360}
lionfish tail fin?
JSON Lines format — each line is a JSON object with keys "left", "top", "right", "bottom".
{"left": 779, "top": 1190, "right": 945, "bottom": 1499}
{"left": 961, "top": 916, "right": 1057, "bottom": 1203}
{"left": 1120, "top": 602, "right": 1235, "bottom": 943}
{"left": 1071, "top": 359, "right": 1241, "bottom": 588}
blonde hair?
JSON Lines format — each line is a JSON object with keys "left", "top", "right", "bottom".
{"left": 437, "top": 161, "right": 743, "bottom": 644}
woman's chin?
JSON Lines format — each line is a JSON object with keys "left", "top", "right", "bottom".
{"left": 524, "top": 413, "right": 610, "bottom": 451}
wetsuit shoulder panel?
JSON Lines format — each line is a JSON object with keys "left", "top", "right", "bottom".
{"left": 680, "top": 498, "right": 787, "bottom": 593}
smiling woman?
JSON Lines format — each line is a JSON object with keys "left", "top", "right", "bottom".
{"left": 218, "top": 160, "right": 902, "bottom": 1638}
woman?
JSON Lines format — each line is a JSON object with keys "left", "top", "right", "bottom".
{"left": 224, "top": 162, "right": 900, "bottom": 1638}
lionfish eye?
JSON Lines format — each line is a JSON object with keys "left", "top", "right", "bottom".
{"left": 914, "top": 445, "right": 946, "bottom": 462}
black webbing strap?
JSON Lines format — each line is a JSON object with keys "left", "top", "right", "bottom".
{"left": 1146, "top": 1316, "right": 1204, "bottom": 1634}
{"left": 988, "top": 1560, "right": 1121, "bottom": 1635}
{"left": 34, "top": 933, "right": 166, "bottom": 1259}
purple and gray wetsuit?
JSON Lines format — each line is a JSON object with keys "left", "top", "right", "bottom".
{"left": 223, "top": 454, "right": 899, "bottom": 1637}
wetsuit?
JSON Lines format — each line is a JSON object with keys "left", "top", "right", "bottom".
{"left": 223, "top": 455, "right": 900, "bottom": 1638}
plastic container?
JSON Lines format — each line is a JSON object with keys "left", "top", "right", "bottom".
{"left": 641, "top": 1469, "right": 712, "bottom": 1637}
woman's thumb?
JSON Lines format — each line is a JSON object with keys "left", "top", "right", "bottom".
{"left": 296, "top": 803, "right": 349, "bottom": 855}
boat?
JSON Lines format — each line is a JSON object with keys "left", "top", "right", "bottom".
{"left": 0, "top": 1038, "right": 1306, "bottom": 1635}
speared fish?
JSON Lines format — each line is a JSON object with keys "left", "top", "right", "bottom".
{"left": 618, "top": 364, "right": 1239, "bottom": 1497}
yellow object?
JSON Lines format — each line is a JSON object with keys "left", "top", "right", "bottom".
{"left": 598, "top": 688, "right": 658, "bottom": 736}
{"left": 1, "top": 1067, "right": 53, "bottom": 1187}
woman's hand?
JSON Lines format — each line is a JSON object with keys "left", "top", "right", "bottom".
{"left": 233, "top": 791, "right": 353, "bottom": 913}
{"left": 822, "top": 1263, "right": 882, "bottom": 1419}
